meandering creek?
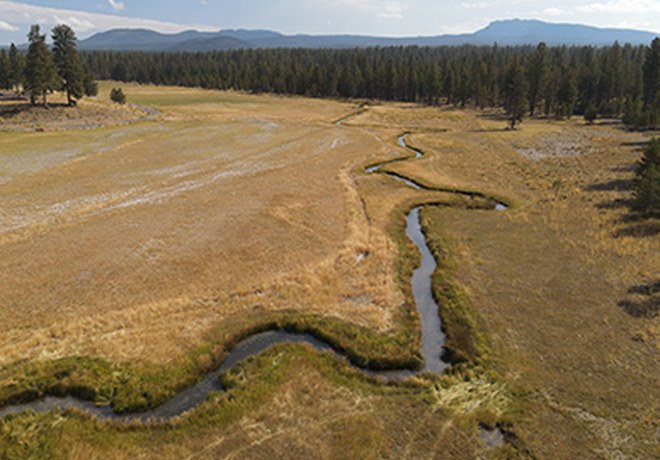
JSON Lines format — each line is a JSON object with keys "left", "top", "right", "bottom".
{"left": 0, "top": 130, "right": 507, "bottom": 422}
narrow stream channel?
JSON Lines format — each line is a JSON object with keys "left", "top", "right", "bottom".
{"left": 0, "top": 332, "right": 411, "bottom": 422}
{"left": 0, "top": 131, "right": 506, "bottom": 422}
{"left": 406, "top": 208, "right": 448, "bottom": 373}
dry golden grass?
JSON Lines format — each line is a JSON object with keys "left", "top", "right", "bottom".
{"left": 0, "top": 83, "right": 417, "bottom": 367}
{"left": 372, "top": 107, "right": 659, "bottom": 459}
{"left": 1, "top": 84, "right": 658, "bottom": 458}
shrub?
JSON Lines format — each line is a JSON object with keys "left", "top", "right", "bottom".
{"left": 584, "top": 103, "right": 598, "bottom": 124}
{"left": 110, "top": 87, "right": 126, "bottom": 104}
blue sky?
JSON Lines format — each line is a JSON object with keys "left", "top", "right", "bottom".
{"left": 0, "top": 0, "right": 659, "bottom": 44}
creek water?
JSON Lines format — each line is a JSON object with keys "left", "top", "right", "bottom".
{"left": 406, "top": 207, "right": 448, "bottom": 373}
{"left": 0, "top": 332, "right": 411, "bottom": 422}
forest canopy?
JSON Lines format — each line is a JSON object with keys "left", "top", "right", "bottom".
{"left": 2, "top": 27, "right": 658, "bottom": 128}
{"left": 80, "top": 39, "right": 659, "bottom": 128}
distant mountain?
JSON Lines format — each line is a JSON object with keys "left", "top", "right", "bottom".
{"left": 78, "top": 19, "right": 658, "bottom": 52}
{"left": 465, "top": 19, "right": 657, "bottom": 46}
{"left": 78, "top": 29, "right": 251, "bottom": 51}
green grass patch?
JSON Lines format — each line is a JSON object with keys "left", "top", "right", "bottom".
{"left": 0, "top": 345, "right": 427, "bottom": 459}
{"left": 0, "top": 306, "right": 423, "bottom": 415}
{"left": 419, "top": 206, "right": 490, "bottom": 365}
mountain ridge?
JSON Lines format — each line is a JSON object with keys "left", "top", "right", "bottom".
{"left": 74, "top": 19, "right": 657, "bottom": 51}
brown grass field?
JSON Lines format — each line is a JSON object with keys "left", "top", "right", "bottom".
{"left": 0, "top": 83, "right": 658, "bottom": 458}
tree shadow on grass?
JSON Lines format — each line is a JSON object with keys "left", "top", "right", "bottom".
{"left": 476, "top": 112, "right": 509, "bottom": 122}
{"left": 0, "top": 102, "right": 70, "bottom": 119}
{"left": 586, "top": 140, "right": 642, "bottom": 200}
{"left": 0, "top": 91, "right": 27, "bottom": 102}
{"left": 619, "top": 281, "right": 660, "bottom": 318}
{"left": 586, "top": 178, "right": 635, "bottom": 192}
{"left": 594, "top": 198, "right": 633, "bottom": 211}
{"left": 585, "top": 142, "right": 660, "bottom": 237}
{"left": 469, "top": 127, "right": 510, "bottom": 133}
{"left": 610, "top": 163, "right": 637, "bottom": 173}
{"left": 620, "top": 140, "right": 651, "bottom": 148}
{"left": 587, "top": 165, "right": 638, "bottom": 215}
{"left": 613, "top": 219, "right": 660, "bottom": 237}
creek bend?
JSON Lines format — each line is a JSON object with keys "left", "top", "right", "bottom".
{"left": 0, "top": 131, "right": 506, "bottom": 422}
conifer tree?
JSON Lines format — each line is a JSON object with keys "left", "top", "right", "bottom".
{"left": 0, "top": 50, "right": 10, "bottom": 90}
{"left": 633, "top": 138, "right": 660, "bottom": 216}
{"left": 503, "top": 56, "right": 527, "bottom": 129}
{"left": 25, "top": 25, "right": 59, "bottom": 106}
{"left": 557, "top": 68, "right": 578, "bottom": 118}
{"left": 457, "top": 63, "right": 471, "bottom": 108}
{"left": 642, "top": 38, "right": 660, "bottom": 116}
{"left": 578, "top": 47, "right": 600, "bottom": 113}
{"left": 52, "top": 24, "right": 84, "bottom": 106}
{"left": 623, "top": 98, "right": 644, "bottom": 129}
{"left": 526, "top": 42, "right": 548, "bottom": 116}
{"left": 443, "top": 64, "right": 456, "bottom": 105}
{"left": 584, "top": 102, "right": 598, "bottom": 124}
{"left": 425, "top": 61, "right": 441, "bottom": 105}
{"left": 8, "top": 43, "right": 24, "bottom": 92}
{"left": 472, "top": 56, "right": 487, "bottom": 108}
{"left": 607, "top": 42, "right": 624, "bottom": 103}
{"left": 83, "top": 66, "right": 98, "bottom": 97}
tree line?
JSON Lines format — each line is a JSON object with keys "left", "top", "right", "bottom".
{"left": 0, "top": 24, "right": 97, "bottom": 106}
{"left": 2, "top": 26, "right": 657, "bottom": 127}
{"left": 79, "top": 38, "right": 658, "bottom": 128}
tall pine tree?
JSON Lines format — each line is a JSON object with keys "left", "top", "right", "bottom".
{"left": 633, "top": 138, "right": 660, "bottom": 216}
{"left": 8, "top": 43, "right": 24, "bottom": 93}
{"left": 83, "top": 66, "right": 98, "bottom": 97}
{"left": 503, "top": 56, "right": 527, "bottom": 129}
{"left": 642, "top": 38, "right": 660, "bottom": 118}
{"left": 557, "top": 68, "right": 578, "bottom": 119}
{"left": 52, "top": 24, "right": 84, "bottom": 106}
{"left": 526, "top": 42, "right": 548, "bottom": 116}
{"left": 0, "top": 50, "right": 10, "bottom": 90}
{"left": 25, "top": 25, "right": 59, "bottom": 106}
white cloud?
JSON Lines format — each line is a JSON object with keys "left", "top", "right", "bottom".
{"left": 616, "top": 19, "right": 656, "bottom": 29}
{"left": 378, "top": 1, "right": 406, "bottom": 18}
{"left": 459, "top": 0, "right": 520, "bottom": 10}
{"left": 0, "top": 19, "right": 18, "bottom": 32}
{"left": 460, "top": 2, "right": 492, "bottom": 10}
{"left": 327, "top": 0, "right": 408, "bottom": 20}
{"left": 577, "top": 0, "right": 660, "bottom": 14}
{"left": 436, "top": 19, "right": 491, "bottom": 35}
{"left": 0, "top": 1, "right": 216, "bottom": 38}
{"left": 542, "top": 7, "right": 573, "bottom": 16}
{"left": 107, "top": 0, "right": 125, "bottom": 12}
{"left": 53, "top": 15, "right": 96, "bottom": 33}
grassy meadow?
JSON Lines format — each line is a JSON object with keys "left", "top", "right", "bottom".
{"left": 0, "top": 83, "right": 658, "bottom": 458}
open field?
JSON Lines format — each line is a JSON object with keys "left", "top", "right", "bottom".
{"left": 1, "top": 83, "right": 658, "bottom": 458}
{"left": 0, "top": 83, "right": 414, "bottom": 367}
